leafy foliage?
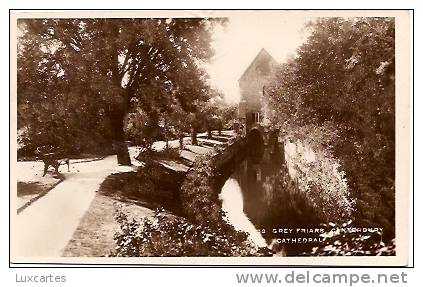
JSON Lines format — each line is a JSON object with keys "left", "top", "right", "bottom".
{"left": 112, "top": 208, "right": 270, "bottom": 257}
{"left": 309, "top": 221, "right": 395, "bottom": 256}
{"left": 180, "top": 154, "right": 223, "bottom": 224}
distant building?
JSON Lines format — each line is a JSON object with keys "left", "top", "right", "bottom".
{"left": 238, "top": 48, "right": 278, "bottom": 133}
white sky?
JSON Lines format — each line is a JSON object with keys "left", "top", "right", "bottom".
{"left": 205, "top": 13, "right": 312, "bottom": 103}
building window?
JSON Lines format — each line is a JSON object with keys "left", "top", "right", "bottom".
{"left": 252, "top": 112, "right": 260, "bottom": 123}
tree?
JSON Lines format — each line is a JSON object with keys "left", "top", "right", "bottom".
{"left": 17, "top": 22, "right": 115, "bottom": 156}
{"left": 185, "top": 90, "right": 236, "bottom": 144}
{"left": 164, "top": 100, "right": 191, "bottom": 149}
{"left": 18, "top": 18, "right": 225, "bottom": 164}
{"left": 214, "top": 99, "right": 238, "bottom": 134}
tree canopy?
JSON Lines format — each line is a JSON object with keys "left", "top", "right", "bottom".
{"left": 18, "top": 18, "right": 226, "bottom": 163}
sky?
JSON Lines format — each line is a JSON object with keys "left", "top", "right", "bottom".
{"left": 204, "top": 12, "right": 312, "bottom": 103}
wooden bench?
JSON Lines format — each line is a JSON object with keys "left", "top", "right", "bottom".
{"left": 40, "top": 152, "right": 70, "bottom": 177}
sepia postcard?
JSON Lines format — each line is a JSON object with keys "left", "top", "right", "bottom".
{"left": 10, "top": 10, "right": 411, "bottom": 266}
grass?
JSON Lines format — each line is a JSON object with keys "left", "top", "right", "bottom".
{"left": 136, "top": 147, "right": 182, "bottom": 162}
{"left": 17, "top": 177, "right": 63, "bottom": 213}
{"left": 62, "top": 193, "right": 154, "bottom": 257}
{"left": 17, "top": 182, "right": 49, "bottom": 197}
{"left": 99, "top": 168, "right": 184, "bottom": 214}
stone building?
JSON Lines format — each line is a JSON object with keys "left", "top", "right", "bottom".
{"left": 238, "top": 48, "right": 278, "bottom": 133}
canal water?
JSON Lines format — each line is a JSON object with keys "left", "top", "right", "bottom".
{"left": 219, "top": 142, "right": 324, "bottom": 256}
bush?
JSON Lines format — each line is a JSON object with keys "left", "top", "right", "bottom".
{"left": 111, "top": 208, "right": 271, "bottom": 257}
{"left": 309, "top": 221, "right": 395, "bottom": 256}
{"left": 180, "top": 153, "right": 223, "bottom": 224}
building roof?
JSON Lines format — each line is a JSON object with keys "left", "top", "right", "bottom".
{"left": 238, "top": 48, "right": 278, "bottom": 83}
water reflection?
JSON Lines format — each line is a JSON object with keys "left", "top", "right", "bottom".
{"left": 219, "top": 178, "right": 267, "bottom": 247}
{"left": 220, "top": 143, "right": 323, "bottom": 256}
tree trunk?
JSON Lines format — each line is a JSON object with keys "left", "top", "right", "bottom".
{"left": 110, "top": 108, "right": 131, "bottom": 165}
{"left": 207, "top": 128, "right": 212, "bottom": 139}
{"left": 191, "top": 128, "right": 198, "bottom": 145}
{"left": 164, "top": 118, "right": 169, "bottom": 150}
{"left": 218, "top": 120, "right": 223, "bottom": 136}
{"left": 179, "top": 135, "right": 184, "bottom": 149}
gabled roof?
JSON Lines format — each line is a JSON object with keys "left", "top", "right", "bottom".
{"left": 238, "top": 48, "right": 278, "bottom": 82}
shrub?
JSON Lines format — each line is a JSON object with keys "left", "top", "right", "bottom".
{"left": 111, "top": 208, "right": 271, "bottom": 257}
{"left": 180, "top": 153, "right": 222, "bottom": 224}
{"left": 309, "top": 221, "right": 395, "bottom": 256}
